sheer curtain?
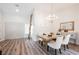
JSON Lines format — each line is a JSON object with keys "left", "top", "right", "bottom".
{"left": 25, "top": 24, "right": 33, "bottom": 38}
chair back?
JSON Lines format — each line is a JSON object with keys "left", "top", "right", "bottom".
{"left": 55, "top": 35, "right": 63, "bottom": 49}
{"left": 63, "top": 34, "right": 71, "bottom": 45}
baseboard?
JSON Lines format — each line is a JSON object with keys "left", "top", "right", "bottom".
{"left": 0, "top": 39, "right": 5, "bottom": 42}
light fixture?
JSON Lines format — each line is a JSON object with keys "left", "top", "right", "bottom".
{"left": 47, "top": 4, "right": 58, "bottom": 23}
{"left": 16, "top": 8, "right": 19, "bottom": 12}
{"left": 48, "top": 14, "right": 58, "bottom": 19}
{"left": 47, "top": 14, "right": 58, "bottom": 23}
{"left": 15, "top": 4, "right": 19, "bottom": 12}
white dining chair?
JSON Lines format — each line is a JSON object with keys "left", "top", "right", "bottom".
{"left": 62, "top": 34, "right": 71, "bottom": 50}
{"left": 47, "top": 35, "right": 63, "bottom": 55}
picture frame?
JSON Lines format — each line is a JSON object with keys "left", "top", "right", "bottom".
{"left": 60, "top": 21, "right": 74, "bottom": 31}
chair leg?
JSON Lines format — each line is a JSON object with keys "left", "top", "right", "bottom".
{"left": 41, "top": 41, "right": 43, "bottom": 46}
{"left": 59, "top": 49, "right": 62, "bottom": 54}
{"left": 55, "top": 49, "right": 57, "bottom": 55}
{"left": 66, "top": 45, "right": 69, "bottom": 49}
{"left": 47, "top": 45, "right": 49, "bottom": 51}
{"left": 38, "top": 41, "right": 40, "bottom": 44}
{"left": 39, "top": 40, "right": 41, "bottom": 45}
{"left": 64, "top": 45, "right": 66, "bottom": 50}
{"left": 0, "top": 51, "right": 2, "bottom": 55}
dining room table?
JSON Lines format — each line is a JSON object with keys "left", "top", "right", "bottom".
{"left": 38, "top": 34, "right": 56, "bottom": 50}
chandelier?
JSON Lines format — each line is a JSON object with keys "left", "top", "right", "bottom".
{"left": 47, "top": 4, "right": 58, "bottom": 23}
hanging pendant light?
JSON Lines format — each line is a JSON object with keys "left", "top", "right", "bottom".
{"left": 47, "top": 4, "right": 58, "bottom": 23}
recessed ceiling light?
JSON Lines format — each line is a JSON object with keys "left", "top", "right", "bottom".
{"left": 16, "top": 8, "right": 19, "bottom": 12}
{"left": 15, "top": 4, "right": 20, "bottom": 12}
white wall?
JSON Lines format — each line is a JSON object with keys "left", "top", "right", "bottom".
{"left": 74, "top": 19, "right": 79, "bottom": 45}
{"left": 4, "top": 15, "right": 28, "bottom": 39}
{"left": 5, "top": 22, "right": 25, "bottom": 39}
{"left": 0, "top": 11, "right": 5, "bottom": 41}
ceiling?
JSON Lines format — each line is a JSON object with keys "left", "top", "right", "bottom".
{"left": 0, "top": 3, "right": 79, "bottom": 19}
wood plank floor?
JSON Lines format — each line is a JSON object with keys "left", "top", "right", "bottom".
{"left": 0, "top": 39, "right": 48, "bottom": 55}
{"left": 0, "top": 39, "right": 79, "bottom": 55}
